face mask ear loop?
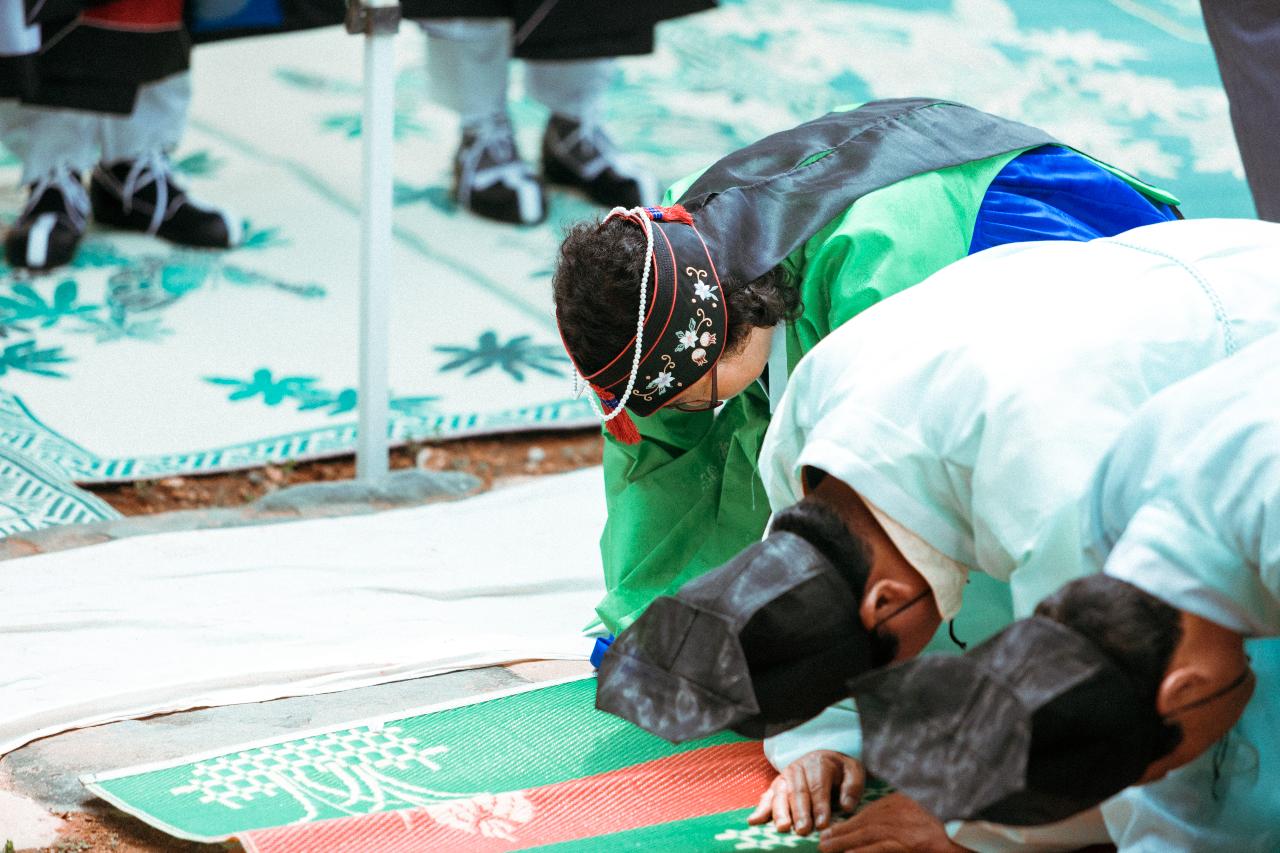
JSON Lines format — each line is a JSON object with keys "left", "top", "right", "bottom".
{"left": 571, "top": 206, "right": 656, "bottom": 423}
{"left": 948, "top": 620, "right": 968, "bottom": 651}
{"left": 870, "top": 588, "right": 932, "bottom": 633}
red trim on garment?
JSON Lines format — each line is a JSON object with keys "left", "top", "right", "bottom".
{"left": 82, "top": 0, "right": 184, "bottom": 28}
{"left": 581, "top": 211, "right": 665, "bottom": 383}
{"left": 597, "top": 224, "right": 679, "bottom": 394}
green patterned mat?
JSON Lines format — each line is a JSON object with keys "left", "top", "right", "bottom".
{"left": 82, "top": 678, "right": 890, "bottom": 848}
{"left": 83, "top": 679, "right": 716, "bottom": 840}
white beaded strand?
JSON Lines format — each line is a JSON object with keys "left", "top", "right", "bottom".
{"left": 572, "top": 206, "right": 655, "bottom": 423}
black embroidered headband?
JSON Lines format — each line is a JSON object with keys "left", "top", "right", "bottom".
{"left": 567, "top": 205, "right": 728, "bottom": 444}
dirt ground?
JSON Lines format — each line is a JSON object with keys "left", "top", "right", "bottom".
{"left": 26, "top": 430, "right": 602, "bottom": 853}
{"left": 85, "top": 429, "right": 604, "bottom": 516}
{"left": 31, "top": 811, "right": 237, "bottom": 853}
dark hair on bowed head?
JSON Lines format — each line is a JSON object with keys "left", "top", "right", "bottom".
{"left": 1035, "top": 574, "right": 1185, "bottom": 764}
{"left": 769, "top": 497, "right": 900, "bottom": 668}
{"left": 553, "top": 216, "right": 802, "bottom": 377}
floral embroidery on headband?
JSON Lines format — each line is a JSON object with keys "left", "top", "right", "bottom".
{"left": 580, "top": 217, "right": 726, "bottom": 420}
{"left": 642, "top": 355, "right": 679, "bottom": 397}
{"left": 686, "top": 267, "right": 719, "bottom": 305}
{"left": 676, "top": 324, "right": 699, "bottom": 351}
{"left": 674, "top": 310, "right": 717, "bottom": 371}
{"left": 648, "top": 370, "right": 675, "bottom": 393}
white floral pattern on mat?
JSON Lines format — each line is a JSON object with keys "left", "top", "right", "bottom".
{"left": 168, "top": 726, "right": 473, "bottom": 821}
{"left": 424, "top": 791, "right": 535, "bottom": 840}
{"left": 714, "top": 825, "right": 812, "bottom": 850}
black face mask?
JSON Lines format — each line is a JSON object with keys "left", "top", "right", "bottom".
{"left": 849, "top": 617, "right": 1166, "bottom": 826}
{"left": 595, "top": 531, "right": 874, "bottom": 743}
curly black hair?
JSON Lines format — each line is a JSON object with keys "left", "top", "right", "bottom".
{"left": 552, "top": 216, "right": 801, "bottom": 376}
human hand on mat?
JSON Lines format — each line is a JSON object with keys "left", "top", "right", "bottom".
{"left": 817, "top": 792, "right": 970, "bottom": 853}
{"left": 747, "top": 750, "right": 864, "bottom": 836}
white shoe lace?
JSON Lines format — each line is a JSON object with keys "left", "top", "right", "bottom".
{"left": 457, "top": 115, "right": 536, "bottom": 206}
{"left": 23, "top": 165, "right": 89, "bottom": 232}
{"left": 548, "top": 119, "right": 611, "bottom": 181}
{"left": 548, "top": 120, "right": 656, "bottom": 204}
{"left": 119, "top": 150, "right": 177, "bottom": 236}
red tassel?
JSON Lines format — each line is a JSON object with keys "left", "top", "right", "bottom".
{"left": 641, "top": 204, "right": 695, "bottom": 226}
{"left": 604, "top": 409, "right": 642, "bottom": 445}
{"left": 661, "top": 204, "right": 695, "bottom": 225}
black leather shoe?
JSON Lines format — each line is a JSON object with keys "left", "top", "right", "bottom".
{"left": 543, "top": 114, "right": 657, "bottom": 209}
{"left": 90, "top": 154, "right": 240, "bottom": 248}
{"left": 455, "top": 114, "right": 546, "bottom": 225}
{"left": 4, "top": 169, "right": 87, "bottom": 271}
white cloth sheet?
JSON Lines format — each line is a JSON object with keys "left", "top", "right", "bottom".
{"left": 0, "top": 468, "right": 606, "bottom": 756}
{"left": 865, "top": 500, "right": 968, "bottom": 621}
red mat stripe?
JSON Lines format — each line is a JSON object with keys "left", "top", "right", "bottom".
{"left": 240, "top": 740, "right": 772, "bottom": 853}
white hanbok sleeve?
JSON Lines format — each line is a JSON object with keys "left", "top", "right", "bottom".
{"left": 763, "top": 699, "right": 862, "bottom": 769}
{"left": 946, "top": 807, "right": 1112, "bottom": 852}
{"left": 1089, "top": 333, "right": 1280, "bottom": 636}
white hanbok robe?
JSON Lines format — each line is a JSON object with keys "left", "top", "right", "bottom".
{"left": 756, "top": 218, "right": 1280, "bottom": 851}
{"left": 1083, "top": 331, "right": 1280, "bottom": 852}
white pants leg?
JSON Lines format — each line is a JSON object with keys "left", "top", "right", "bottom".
{"left": 98, "top": 71, "right": 192, "bottom": 165}
{"left": 419, "top": 18, "right": 511, "bottom": 126}
{"left": 0, "top": 104, "right": 98, "bottom": 184}
{"left": 419, "top": 18, "right": 613, "bottom": 125}
{"left": 525, "top": 58, "right": 612, "bottom": 122}
{"left": 0, "top": 71, "right": 191, "bottom": 183}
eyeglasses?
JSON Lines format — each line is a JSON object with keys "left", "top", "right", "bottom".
{"left": 671, "top": 365, "right": 722, "bottom": 412}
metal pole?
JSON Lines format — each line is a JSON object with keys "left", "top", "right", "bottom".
{"left": 348, "top": 1, "right": 401, "bottom": 481}
{"left": 0, "top": 0, "right": 41, "bottom": 59}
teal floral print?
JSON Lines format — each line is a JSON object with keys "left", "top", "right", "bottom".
{"left": 436, "top": 332, "right": 567, "bottom": 382}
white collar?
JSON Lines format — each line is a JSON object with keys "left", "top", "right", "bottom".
{"left": 865, "top": 499, "right": 969, "bottom": 620}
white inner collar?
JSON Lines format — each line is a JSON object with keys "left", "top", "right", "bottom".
{"left": 865, "top": 498, "right": 969, "bottom": 620}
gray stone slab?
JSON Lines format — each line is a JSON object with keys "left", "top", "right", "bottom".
{"left": 1, "top": 666, "right": 525, "bottom": 813}
{"left": 251, "top": 470, "right": 480, "bottom": 513}
{"left": 0, "top": 470, "right": 483, "bottom": 561}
